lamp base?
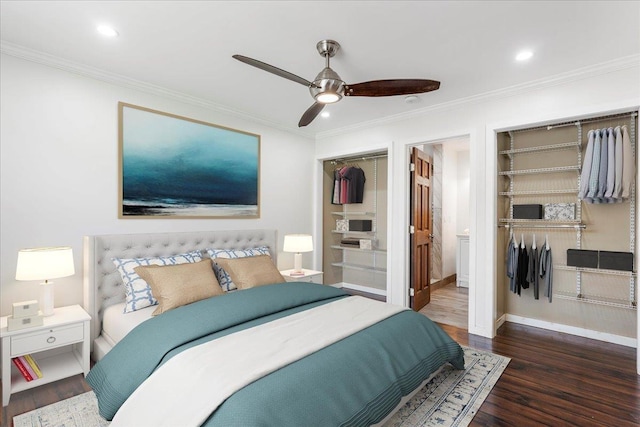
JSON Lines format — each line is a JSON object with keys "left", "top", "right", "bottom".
{"left": 293, "top": 252, "right": 303, "bottom": 274}
{"left": 40, "top": 281, "right": 55, "bottom": 316}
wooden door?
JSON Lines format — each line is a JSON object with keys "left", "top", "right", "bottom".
{"left": 410, "top": 147, "right": 432, "bottom": 310}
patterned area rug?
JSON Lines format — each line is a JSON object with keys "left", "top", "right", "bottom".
{"left": 13, "top": 390, "right": 108, "bottom": 427}
{"left": 14, "top": 346, "right": 508, "bottom": 427}
{"left": 384, "top": 346, "right": 510, "bottom": 426}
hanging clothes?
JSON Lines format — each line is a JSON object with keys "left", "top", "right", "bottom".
{"left": 342, "top": 166, "right": 366, "bottom": 203}
{"left": 340, "top": 166, "right": 349, "bottom": 204}
{"left": 595, "top": 128, "right": 609, "bottom": 203}
{"left": 331, "top": 165, "right": 367, "bottom": 204}
{"left": 539, "top": 245, "right": 553, "bottom": 303}
{"left": 585, "top": 129, "right": 602, "bottom": 203}
{"left": 581, "top": 125, "right": 635, "bottom": 204}
{"left": 621, "top": 125, "right": 635, "bottom": 200}
{"left": 604, "top": 127, "right": 615, "bottom": 202}
{"left": 506, "top": 237, "right": 519, "bottom": 294}
{"left": 331, "top": 168, "right": 341, "bottom": 205}
{"left": 613, "top": 126, "right": 623, "bottom": 200}
{"left": 578, "top": 130, "right": 595, "bottom": 200}
{"left": 516, "top": 242, "right": 529, "bottom": 295}
{"left": 527, "top": 244, "right": 540, "bottom": 300}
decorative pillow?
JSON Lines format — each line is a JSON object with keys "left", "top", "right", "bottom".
{"left": 206, "top": 246, "right": 271, "bottom": 291}
{"left": 113, "top": 250, "right": 203, "bottom": 313}
{"left": 213, "top": 255, "right": 285, "bottom": 290}
{"left": 134, "top": 259, "right": 223, "bottom": 316}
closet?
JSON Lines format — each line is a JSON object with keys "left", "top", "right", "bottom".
{"left": 322, "top": 152, "right": 388, "bottom": 298}
{"left": 496, "top": 112, "right": 637, "bottom": 340}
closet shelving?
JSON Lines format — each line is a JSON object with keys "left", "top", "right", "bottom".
{"left": 499, "top": 112, "right": 638, "bottom": 310}
{"left": 498, "top": 128, "right": 584, "bottom": 229}
{"left": 498, "top": 141, "right": 581, "bottom": 157}
{"left": 331, "top": 212, "right": 387, "bottom": 273}
{"left": 554, "top": 265, "right": 637, "bottom": 309}
{"left": 329, "top": 155, "right": 387, "bottom": 276}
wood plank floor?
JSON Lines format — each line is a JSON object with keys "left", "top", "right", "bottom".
{"left": 1, "top": 322, "right": 638, "bottom": 426}
{"left": 419, "top": 282, "right": 468, "bottom": 329}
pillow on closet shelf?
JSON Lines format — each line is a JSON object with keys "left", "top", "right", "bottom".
{"left": 134, "top": 259, "right": 224, "bottom": 316}
{"left": 112, "top": 250, "right": 203, "bottom": 313}
{"left": 213, "top": 255, "right": 285, "bottom": 290}
{"left": 206, "top": 246, "right": 271, "bottom": 291}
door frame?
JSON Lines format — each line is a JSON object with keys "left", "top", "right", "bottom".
{"left": 400, "top": 135, "right": 476, "bottom": 332}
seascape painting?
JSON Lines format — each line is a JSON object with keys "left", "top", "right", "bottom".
{"left": 119, "top": 103, "right": 260, "bottom": 218}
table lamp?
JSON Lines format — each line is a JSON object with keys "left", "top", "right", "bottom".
{"left": 15, "top": 246, "right": 75, "bottom": 316}
{"left": 283, "top": 234, "right": 313, "bottom": 275}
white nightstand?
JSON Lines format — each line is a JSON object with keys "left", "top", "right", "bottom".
{"left": 1, "top": 304, "right": 91, "bottom": 406}
{"left": 280, "top": 269, "right": 324, "bottom": 284}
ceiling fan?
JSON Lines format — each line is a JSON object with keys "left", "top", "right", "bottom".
{"left": 233, "top": 40, "right": 440, "bottom": 127}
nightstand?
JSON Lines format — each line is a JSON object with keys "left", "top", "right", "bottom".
{"left": 280, "top": 269, "right": 324, "bottom": 284}
{"left": 1, "top": 304, "right": 90, "bottom": 406}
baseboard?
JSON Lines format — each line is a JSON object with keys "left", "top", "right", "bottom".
{"left": 430, "top": 274, "right": 456, "bottom": 292}
{"left": 505, "top": 314, "right": 637, "bottom": 348}
{"left": 496, "top": 314, "right": 507, "bottom": 329}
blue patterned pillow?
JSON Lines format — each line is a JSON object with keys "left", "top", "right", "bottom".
{"left": 206, "top": 247, "right": 271, "bottom": 291}
{"left": 113, "top": 251, "right": 203, "bottom": 313}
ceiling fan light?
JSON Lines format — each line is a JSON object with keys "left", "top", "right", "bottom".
{"left": 316, "top": 92, "right": 341, "bottom": 104}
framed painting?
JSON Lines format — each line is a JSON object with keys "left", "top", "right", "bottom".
{"left": 118, "top": 102, "right": 260, "bottom": 218}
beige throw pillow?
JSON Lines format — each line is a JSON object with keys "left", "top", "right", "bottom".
{"left": 134, "top": 259, "right": 224, "bottom": 315}
{"left": 213, "top": 255, "right": 285, "bottom": 290}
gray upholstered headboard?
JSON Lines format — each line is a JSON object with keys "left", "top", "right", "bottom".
{"left": 82, "top": 229, "right": 277, "bottom": 348}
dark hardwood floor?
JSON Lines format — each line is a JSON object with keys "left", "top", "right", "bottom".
{"left": 441, "top": 322, "right": 639, "bottom": 427}
{"left": 1, "top": 322, "right": 638, "bottom": 427}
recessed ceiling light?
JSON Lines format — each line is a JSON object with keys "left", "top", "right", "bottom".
{"left": 97, "top": 25, "right": 119, "bottom": 37}
{"left": 405, "top": 95, "right": 420, "bottom": 104}
{"left": 515, "top": 50, "right": 533, "bottom": 61}
{"left": 321, "top": 111, "right": 330, "bottom": 118}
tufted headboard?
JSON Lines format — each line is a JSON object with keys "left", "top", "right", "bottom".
{"left": 83, "top": 229, "right": 277, "bottom": 348}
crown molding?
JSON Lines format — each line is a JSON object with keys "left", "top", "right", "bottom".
{"left": 0, "top": 41, "right": 314, "bottom": 139}
{"left": 2, "top": 41, "right": 637, "bottom": 142}
{"left": 317, "top": 54, "right": 640, "bottom": 140}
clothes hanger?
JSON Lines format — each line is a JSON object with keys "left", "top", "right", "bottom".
{"left": 520, "top": 234, "right": 525, "bottom": 249}
{"left": 532, "top": 233, "right": 536, "bottom": 250}
{"left": 545, "top": 233, "right": 549, "bottom": 250}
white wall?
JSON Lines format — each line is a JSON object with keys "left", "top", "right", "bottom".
{"left": 456, "top": 149, "right": 470, "bottom": 235}
{"left": 315, "top": 61, "right": 640, "bottom": 342}
{"left": 441, "top": 144, "right": 457, "bottom": 278}
{"left": 0, "top": 54, "right": 315, "bottom": 316}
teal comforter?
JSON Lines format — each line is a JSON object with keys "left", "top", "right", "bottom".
{"left": 87, "top": 282, "right": 464, "bottom": 426}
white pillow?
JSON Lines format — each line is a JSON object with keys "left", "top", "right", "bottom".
{"left": 206, "top": 246, "right": 270, "bottom": 291}
{"left": 113, "top": 251, "right": 203, "bottom": 313}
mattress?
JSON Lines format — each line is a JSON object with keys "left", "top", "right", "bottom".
{"left": 101, "top": 303, "right": 154, "bottom": 346}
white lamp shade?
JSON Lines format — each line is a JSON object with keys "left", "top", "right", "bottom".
{"left": 283, "top": 234, "right": 313, "bottom": 253}
{"left": 16, "top": 247, "right": 75, "bottom": 281}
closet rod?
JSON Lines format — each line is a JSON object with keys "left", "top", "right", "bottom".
{"left": 512, "top": 111, "right": 637, "bottom": 134}
{"left": 329, "top": 152, "right": 387, "bottom": 165}
{"left": 499, "top": 224, "right": 586, "bottom": 230}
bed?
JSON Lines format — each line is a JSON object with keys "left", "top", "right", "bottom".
{"left": 83, "top": 229, "right": 464, "bottom": 427}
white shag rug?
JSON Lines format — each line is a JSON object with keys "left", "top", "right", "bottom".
{"left": 14, "top": 346, "right": 509, "bottom": 427}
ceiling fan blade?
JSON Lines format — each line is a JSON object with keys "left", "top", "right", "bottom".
{"left": 298, "top": 103, "right": 325, "bottom": 127}
{"left": 345, "top": 79, "right": 440, "bottom": 97}
{"left": 232, "top": 55, "right": 312, "bottom": 87}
